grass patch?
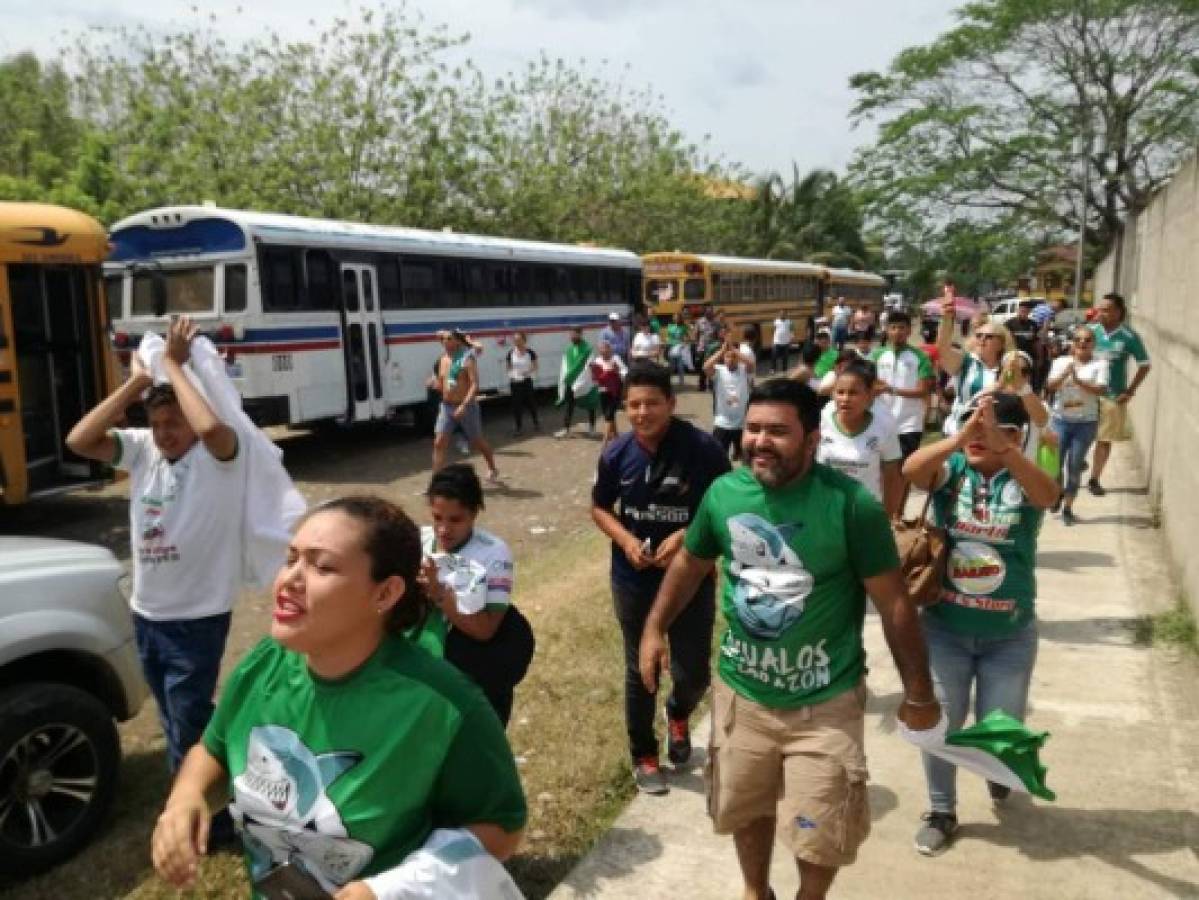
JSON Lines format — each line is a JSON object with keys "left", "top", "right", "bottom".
{"left": 3, "top": 528, "right": 636, "bottom": 900}
{"left": 1134, "top": 596, "right": 1198, "bottom": 653}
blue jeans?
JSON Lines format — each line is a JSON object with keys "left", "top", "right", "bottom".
{"left": 920, "top": 614, "right": 1038, "bottom": 814}
{"left": 1052, "top": 416, "right": 1098, "bottom": 498}
{"left": 133, "top": 612, "right": 231, "bottom": 772}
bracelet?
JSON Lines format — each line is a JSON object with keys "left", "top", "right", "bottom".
{"left": 902, "top": 697, "right": 940, "bottom": 707}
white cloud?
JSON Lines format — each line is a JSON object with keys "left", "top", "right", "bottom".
{"left": 0, "top": 0, "right": 961, "bottom": 176}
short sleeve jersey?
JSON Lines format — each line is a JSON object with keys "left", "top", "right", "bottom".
{"left": 712, "top": 364, "right": 751, "bottom": 430}
{"left": 202, "top": 638, "right": 527, "bottom": 896}
{"left": 928, "top": 453, "right": 1043, "bottom": 637}
{"left": 631, "top": 332, "right": 660, "bottom": 360}
{"left": 592, "top": 418, "right": 731, "bottom": 592}
{"left": 772, "top": 318, "right": 793, "bottom": 345}
{"left": 111, "top": 428, "right": 245, "bottom": 620}
{"left": 684, "top": 465, "right": 899, "bottom": 709}
{"left": 870, "top": 343, "right": 935, "bottom": 434}
{"left": 415, "top": 526, "right": 514, "bottom": 657}
{"left": 944, "top": 353, "right": 999, "bottom": 435}
{"left": 665, "top": 322, "right": 687, "bottom": 347}
{"left": 813, "top": 347, "right": 841, "bottom": 378}
{"left": 816, "top": 406, "right": 902, "bottom": 502}
{"left": 505, "top": 347, "right": 537, "bottom": 381}
{"left": 1049, "top": 356, "right": 1108, "bottom": 422}
{"left": 1089, "top": 322, "right": 1149, "bottom": 396}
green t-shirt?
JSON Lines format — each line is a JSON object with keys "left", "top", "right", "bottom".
{"left": 927, "top": 453, "right": 1043, "bottom": 636}
{"left": 666, "top": 322, "right": 688, "bottom": 346}
{"left": 203, "top": 637, "right": 526, "bottom": 895}
{"left": 1088, "top": 322, "right": 1149, "bottom": 396}
{"left": 813, "top": 347, "right": 841, "bottom": 378}
{"left": 685, "top": 465, "right": 899, "bottom": 709}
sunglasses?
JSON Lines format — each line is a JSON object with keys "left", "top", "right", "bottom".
{"left": 974, "top": 332, "right": 1002, "bottom": 341}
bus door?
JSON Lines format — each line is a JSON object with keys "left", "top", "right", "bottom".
{"left": 7, "top": 264, "right": 102, "bottom": 494}
{"left": 339, "top": 264, "right": 387, "bottom": 422}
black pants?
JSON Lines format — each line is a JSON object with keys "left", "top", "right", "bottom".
{"left": 563, "top": 392, "right": 596, "bottom": 430}
{"left": 510, "top": 378, "right": 539, "bottom": 431}
{"left": 713, "top": 426, "right": 743, "bottom": 461}
{"left": 771, "top": 343, "right": 790, "bottom": 373}
{"left": 445, "top": 606, "right": 536, "bottom": 727}
{"left": 612, "top": 577, "right": 716, "bottom": 760}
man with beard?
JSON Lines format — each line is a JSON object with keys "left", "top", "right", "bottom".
{"left": 639, "top": 378, "right": 939, "bottom": 900}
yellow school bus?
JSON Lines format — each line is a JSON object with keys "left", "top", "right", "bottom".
{"left": 644, "top": 252, "right": 889, "bottom": 346}
{"left": 0, "top": 203, "right": 118, "bottom": 504}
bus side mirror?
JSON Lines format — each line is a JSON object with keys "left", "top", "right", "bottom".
{"left": 151, "top": 272, "right": 168, "bottom": 318}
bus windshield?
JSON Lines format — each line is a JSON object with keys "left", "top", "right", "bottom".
{"left": 131, "top": 266, "right": 215, "bottom": 316}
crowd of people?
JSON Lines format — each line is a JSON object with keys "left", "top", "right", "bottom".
{"left": 62, "top": 283, "right": 1151, "bottom": 899}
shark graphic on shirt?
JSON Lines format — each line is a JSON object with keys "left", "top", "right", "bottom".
{"left": 232, "top": 725, "right": 373, "bottom": 891}
{"left": 727, "top": 514, "right": 814, "bottom": 640}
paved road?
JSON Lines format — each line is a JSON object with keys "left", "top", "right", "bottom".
{"left": 549, "top": 444, "right": 1199, "bottom": 900}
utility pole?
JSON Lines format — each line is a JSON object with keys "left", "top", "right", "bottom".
{"left": 1072, "top": 118, "right": 1090, "bottom": 310}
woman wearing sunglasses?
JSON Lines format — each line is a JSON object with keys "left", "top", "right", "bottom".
{"left": 936, "top": 293, "right": 1010, "bottom": 434}
{"left": 902, "top": 393, "right": 1059, "bottom": 857}
{"left": 1046, "top": 326, "right": 1109, "bottom": 524}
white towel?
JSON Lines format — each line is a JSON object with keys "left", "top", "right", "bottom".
{"left": 137, "top": 333, "right": 306, "bottom": 588}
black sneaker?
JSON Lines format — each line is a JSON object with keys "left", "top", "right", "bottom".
{"left": 987, "top": 781, "right": 1012, "bottom": 802}
{"left": 1062, "top": 508, "right": 1077, "bottom": 526}
{"left": 667, "top": 716, "right": 692, "bottom": 766}
{"left": 1087, "top": 478, "right": 1106, "bottom": 497}
{"left": 914, "top": 811, "right": 958, "bottom": 856}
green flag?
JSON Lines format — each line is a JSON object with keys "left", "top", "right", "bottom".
{"left": 557, "top": 340, "right": 599, "bottom": 410}
{"left": 945, "top": 710, "right": 1056, "bottom": 801}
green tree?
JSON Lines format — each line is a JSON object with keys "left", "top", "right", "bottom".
{"left": 0, "top": 53, "right": 83, "bottom": 201}
{"left": 850, "top": 0, "right": 1199, "bottom": 256}
{"left": 745, "top": 166, "right": 870, "bottom": 266}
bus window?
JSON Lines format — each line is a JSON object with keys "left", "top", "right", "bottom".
{"left": 304, "top": 250, "right": 336, "bottom": 311}
{"left": 572, "top": 267, "right": 599, "bottom": 305}
{"left": 533, "top": 266, "right": 554, "bottom": 306}
{"left": 465, "top": 261, "right": 488, "bottom": 307}
{"left": 601, "top": 269, "right": 623, "bottom": 306}
{"left": 362, "top": 268, "right": 375, "bottom": 312}
{"left": 487, "top": 263, "right": 511, "bottom": 306}
{"left": 401, "top": 257, "right": 436, "bottom": 307}
{"left": 646, "top": 279, "right": 677, "bottom": 306}
{"left": 379, "top": 257, "right": 402, "bottom": 309}
{"left": 342, "top": 268, "right": 359, "bottom": 312}
{"left": 552, "top": 267, "right": 575, "bottom": 305}
{"left": 224, "top": 263, "right": 247, "bottom": 313}
{"left": 132, "top": 267, "right": 215, "bottom": 316}
{"left": 683, "top": 278, "right": 705, "bottom": 301}
{"left": 441, "top": 260, "right": 465, "bottom": 307}
{"left": 103, "top": 273, "right": 123, "bottom": 322}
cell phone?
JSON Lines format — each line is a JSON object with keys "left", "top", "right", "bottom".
{"left": 253, "top": 863, "right": 333, "bottom": 900}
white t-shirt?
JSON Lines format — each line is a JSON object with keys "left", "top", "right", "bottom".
{"left": 816, "top": 406, "right": 902, "bottom": 502}
{"left": 738, "top": 342, "right": 757, "bottom": 370}
{"left": 832, "top": 303, "right": 851, "bottom": 328}
{"left": 712, "top": 364, "right": 751, "bottom": 430}
{"left": 631, "top": 331, "right": 661, "bottom": 360}
{"left": 113, "top": 429, "right": 245, "bottom": 620}
{"left": 1049, "top": 356, "right": 1108, "bottom": 422}
{"left": 506, "top": 347, "right": 537, "bottom": 382}
{"left": 421, "top": 525, "right": 513, "bottom": 615}
{"left": 872, "top": 344, "right": 935, "bottom": 435}
{"left": 772, "top": 318, "right": 793, "bottom": 346}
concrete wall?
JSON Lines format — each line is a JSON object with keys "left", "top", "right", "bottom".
{"left": 1094, "top": 149, "right": 1199, "bottom": 621}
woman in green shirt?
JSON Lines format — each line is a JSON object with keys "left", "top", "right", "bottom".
{"left": 902, "top": 393, "right": 1059, "bottom": 857}
{"left": 665, "top": 313, "right": 693, "bottom": 387}
{"left": 150, "top": 496, "right": 526, "bottom": 898}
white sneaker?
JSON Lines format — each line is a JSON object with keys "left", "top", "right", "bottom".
{"left": 487, "top": 470, "right": 502, "bottom": 484}
{"left": 553, "top": 428, "right": 569, "bottom": 439}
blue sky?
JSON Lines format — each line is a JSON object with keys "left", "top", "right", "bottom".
{"left": 0, "top": 0, "right": 962, "bottom": 177}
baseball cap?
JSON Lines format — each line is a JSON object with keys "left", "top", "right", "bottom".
{"left": 816, "top": 327, "right": 832, "bottom": 338}
{"left": 608, "top": 312, "right": 621, "bottom": 321}
{"left": 958, "top": 391, "right": 1030, "bottom": 430}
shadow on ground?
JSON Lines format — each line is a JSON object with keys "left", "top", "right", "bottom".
{"left": 513, "top": 826, "right": 665, "bottom": 900}
{"left": 967, "top": 799, "right": 1199, "bottom": 898}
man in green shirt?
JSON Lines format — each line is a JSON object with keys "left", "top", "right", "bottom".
{"left": 1087, "top": 292, "right": 1151, "bottom": 495}
{"left": 639, "top": 378, "right": 940, "bottom": 900}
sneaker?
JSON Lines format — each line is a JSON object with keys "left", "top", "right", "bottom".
{"left": 487, "top": 469, "right": 502, "bottom": 484}
{"left": 667, "top": 716, "right": 692, "bottom": 766}
{"left": 632, "top": 756, "right": 669, "bottom": 795}
{"left": 1062, "top": 508, "right": 1077, "bottom": 526}
{"left": 987, "top": 781, "right": 1011, "bottom": 802}
{"left": 553, "top": 428, "right": 569, "bottom": 439}
{"left": 1050, "top": 493, "right": 1063, "bottom": 514}
{"left": 1087, "top": 478, "right": 1106, "bottom": 497}
{"left": 914, "top": 811, "right": 958, "bottom": 856}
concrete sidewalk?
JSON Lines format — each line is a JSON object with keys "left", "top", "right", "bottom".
{"left": 549, "top": 445, "right": 1199, "bottom": 900}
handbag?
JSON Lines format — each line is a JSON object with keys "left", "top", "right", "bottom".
{"left": 892, "top": 474, "right": 962, "bottom": 607}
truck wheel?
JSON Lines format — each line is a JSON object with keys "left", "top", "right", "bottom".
{"left": 0, "top": 683, "right": 121, "bottom": 877}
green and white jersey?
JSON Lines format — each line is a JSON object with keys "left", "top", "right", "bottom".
{"left": 945, "top": 353, "right": 999, "bottom": 435}
{"left": 1088, "top": 322, "right": 1149, "bottom": 396}
{"left": 203, "top": 637, "right": 526, "bottom": 897}
{"left": 685, "top": 465, "right": 899, "bottom": 709}
{"left": 813, "top": 347, "right": 841, "bottom": 378}
{"left": 414, "top": 526, "right": 514, "bottom": 657}
{"left": 871, "top": 343, "right": 935, "bottom": 434}
{"left": 928, "top": 453, "right": 1043, "bottom": 637}
{"left": 816, "top": 406, "right": 902, "bottom": 502}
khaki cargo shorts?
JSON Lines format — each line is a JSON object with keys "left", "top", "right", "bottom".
{"left": 1097, "top": 397, "right": 1130, "bottom": 442}
{"left": 706, "top": 678, "right": 871, "bottom": 868}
